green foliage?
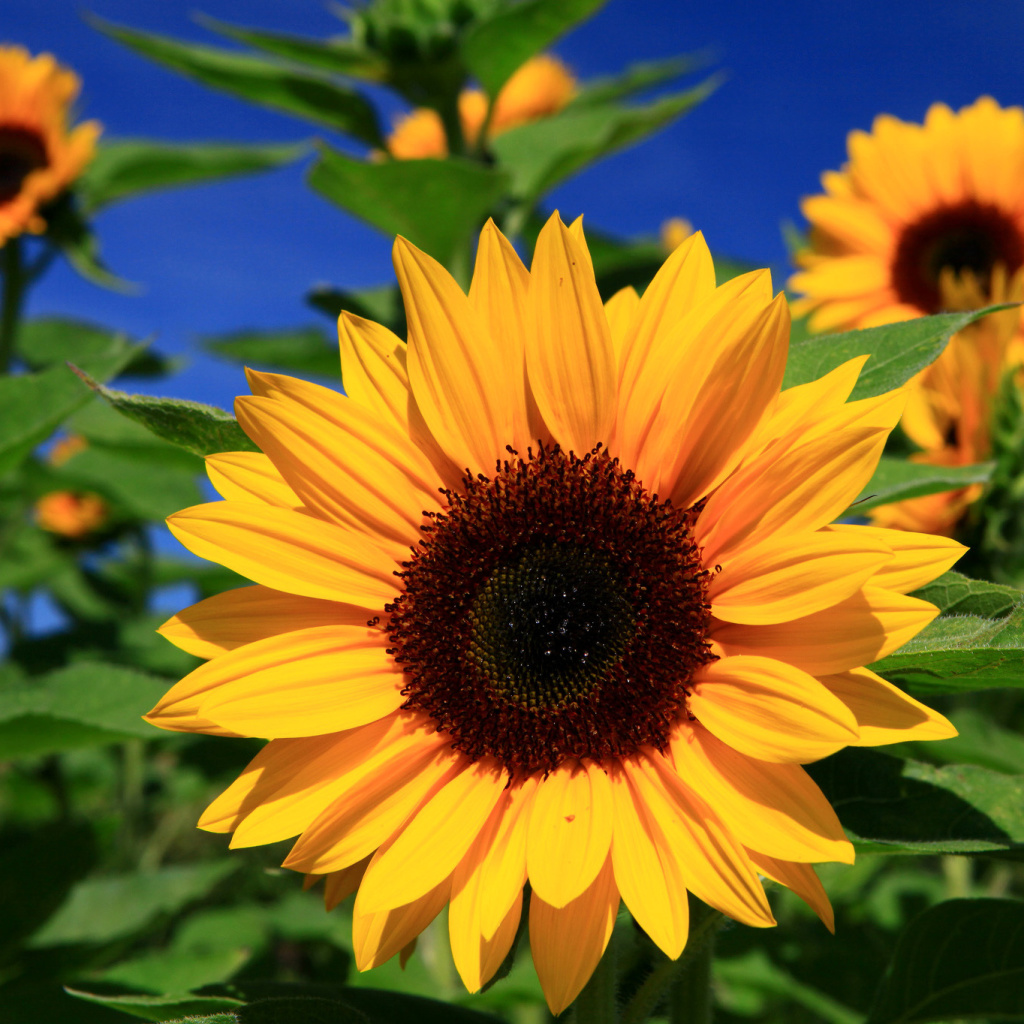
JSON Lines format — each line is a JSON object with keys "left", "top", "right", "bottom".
{"left": 201, "top": 327, "right": 340, "bottom": 379}
{"left": 850, "top": 458, "right": 994, "bottom": 513}
{"left": 867, "top": 898, "right": 1024, "bottom": 1023}
{"left": 79, "top": 141, "right": 306, "bottom": 213}
{"left": 782, "top": 306, "right": 1009, "bottom": 398}
{"left": 90, "top": 18, "right": 386, "bottom": 146}
{"left": 308, "top": 145, "right": 508, "bottom": 267}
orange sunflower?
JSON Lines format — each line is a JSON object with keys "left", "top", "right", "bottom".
{"left": 789, "top": 97, "right": 1024, "bottom": 533}
{"left": 387, "top": 54, "right": 574, "bottom": 159}
{"left": 0, "top": 46, "right": 100, "bottom": 244}
{"left": 151, "top": 214, "right": 960, "bottom": 1014}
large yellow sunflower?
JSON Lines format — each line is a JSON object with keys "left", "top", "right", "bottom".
{"left": 387, "top": 54, "right": 574, "bottom": 159}
{"left": 0, "top": 46, "right": 100, "bottom": 244}
{"left": 789, "top": 97, "right": 1024, "bottom": 534}
{"left": 151, "top": 214, "right": 960, "bottom": 1014}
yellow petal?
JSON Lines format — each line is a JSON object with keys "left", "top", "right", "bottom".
{"left": 710, "top": 530, "right": 892, "bottom": 625}
{"left": 336, "top": 311, "right": 409, "bottom": 426}
{"left": 353, "top": 876, "right": 450, "bottom": 971}
{"left": 710, "top": 586, "right": 938, "bottom": 675}
{"left": 608, "top": 763, "right": 689, "bottom": 959}
{"left": 527, "top": 759, "right": 614, "bottom": 909}
{"left": 526, "top": 213, "right": 615, "bottom": 453}
{"left": 669, "top": 723, "right": 853, "bottom": 864}
{"left": 529, "top": 854, "right": 619, "bottom": 1016}
{"left": 468, "top": 218, "right": 541, "bottom": 451}
{"left": 205, "top": 452, "right": 299, "bottom": 507}
{"left": 603, "top": 285, "right": 639, "bottom": 367}
{"left": 747, "top": 850, "right": 834, "bottom": 932}
{"left": 688, "top": 655, "right": 860, "bottom": 763}
{"left": 394, "top": 235, "right": 513, "bottom": 474}
{"left": 629, "top": 753, "right": 775, "bottom": 928}
{"left": 166, "top": 501, "right": 400, "bottom": 606}
{"left": 283, "top": 741, "right": 456, "bottom": 875}
{"left": 158, "top": 585, "right": 366, "bottom": 660}
{"left": 825, "top": 524, "right": 966, "bottom": 593}
{"left": 819, "top": 667, "right": 957, "bottom": 745}
{"left": 357, "top": 758, "right": 506, "bottom": 912}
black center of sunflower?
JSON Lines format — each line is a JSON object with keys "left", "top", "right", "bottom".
{"left": 892, "top": 200, "right": 1024, "bottom": 312}
{"left": 0, "top": 127, "right": 48, "bottom": 204}
{"left": 385, "top": 444, "right": 716, "bottom": 777}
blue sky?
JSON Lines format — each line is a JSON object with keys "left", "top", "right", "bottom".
{"left": 7, "top": 0, "right": 1024, "bottom": 414}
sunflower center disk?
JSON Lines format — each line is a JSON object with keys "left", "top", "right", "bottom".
{"left": 892, "top": 200, "right": 1024, "bottom": 311}
{"left": 386, "top": 445, "right": 716, "bottom": 776}
{"left": 0, "top": 128, "right": 48, "bottom": 204}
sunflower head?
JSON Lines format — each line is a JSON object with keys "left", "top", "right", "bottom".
{"left": 152, "top": 213, "right": 961, "bottom": 1014}
{"left": 0, "top": 46, "right": 101, "bottom": 244}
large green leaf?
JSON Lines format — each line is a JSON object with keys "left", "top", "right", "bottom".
{"left": 72, "top": 370, "right": 257, "bottom": 457}
{"left": 461, "top": 0, "right": 608, "bottom": 96}
{"left": 30, "top": 861, "right": 237, "bottom": 947}
{"left": 872, "top": 603, "right": 1024, "bottom": 694}
{"left": 0, "top": 339, "right": 142, "bottom": 477}
{"left": 910, "top": 570, "right": 1023, "bottom": 618}
{"left": 202, "top": 326, "right": 339, "bottom": 378}
{"left": 807, "top": 748, "right": 1024, "bottom": 855}
{"left": 783, "top": 307, "right": 1007, "bottom": 397}
{"left": 91, "top": 18, "right": 384, "bottom": 146}
{"left": 492, "top": 82, "right": 716, "bottom": 201}
{"left": 848, "top": 458, "right": 994, "bottom": 514}
{"left": 308, "top": 145, "right": 508, "bottom": 266}
{"left": 196, "top": 15, "right": 387, "bottom": 80}
{"left": 0, "top": 662, "right": 172, "bottom": 758}
{"left": 80, "top": 140, "right": 305, "bottom": 212}
{"left": 66, "top": 990, "right": 243, "bottom": 1023}
{"left": 867, "top": 898, "right": 1024, "bottom": 1023}
{"left": 902, "top": 708, "right": 1024, "bottom": 776}
{"left": 571, "top": 54, "right": 708, "bottom": 106}
{"left": 18, "top": 318, "right": 168, "bottom": 377}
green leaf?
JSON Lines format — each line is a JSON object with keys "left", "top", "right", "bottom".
{"left": 91, "top": 17, "right": 384, "bottom": 146}
{"left": 80, "top": 140, "right": 305, "bottom": 212}
{"left": 92, "top": 947, "right": 252, "bottom": 997}
{"left": 848, "top": 457, "right": 994, "bottom": 513}
{"left": 807, "top": 748, "right": 1024, "bottom": 855}
{"left": 0, "top": 823, "right": 97, "bottom": 961}
{"left": 910, "top": 570, "right": 1022, "bottom": 619}
{"left": 65, "top": 989, "right": 243, "bottom": 1023}
{"left": 30, "top": 861, "right": 238, "bottom": 947}
{"left": 0, "top": 339, "right": 142, "bottom": 477}
{"left": 867, "top": 898, "right": 1024, "bottom": 1023}
{"left": 195, "top": 15, "right": 387, "bottom": 80}
{"left": 902, "top": 708, "right": 1024, "bottom": 775}
{"left": 0, "top": 662, "right": 172, "bottom": 758}
{"left": 43, "top": 194, "right": 137, "bottom": 292}
{"left": 237, "top": 997, "right": 367, "bottom": 1023}
{"left": 462, "top": 0, "right": 608, "bottom": 97}
{"left": 491, "top": 82, "right": 717, "bottom": 201}
{"left": 18, "top": 318, "right": 168, "bottom": 377}
{"left": 306, "top": 284, "right": 405, "bottom": 338}
{"left": 72, "top": 370, "right": 257, "bottom": 457}
{"left": 202, "top": 326, "right": 339, "bottom": 378}
{"left": 308, "top": 145, "right": 508, "bottom": 266}
{"left": 571, "top": 54, "right": 710, "bottom": 106}
{"left": 871, "top": 603, "right": 1024, "bottom": 694}
{"left": 782, "top": 307, "right": 1009, "bottom": 398}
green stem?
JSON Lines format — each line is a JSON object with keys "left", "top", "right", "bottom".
{"left": 0, "top": 236, "right": 25, "bottom": 374}
{"left": 572, "top": 936, "right": 619, "bottom": 1024}
{"left": 621, "top": 901, "right": 721, "bottom": 1024}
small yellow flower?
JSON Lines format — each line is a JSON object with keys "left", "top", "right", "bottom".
{"left": 790, "top": 97, "right": 1024, "bottom": 532}
{"left": 0, "top": 46, "right": 101, "bottom": 244}
{"left": 661, "top": 217, "right": 694, "bottom": 252}
{"left": 35, "top": 490, "right": 108, "bottom": 538}
{"left": 48, "top": 433, "right": 87, "bottom": 466}
{"left": 152, "top": 214, "right": 959, "bottom": 1014}
{"left": 386, "top": 54, "right": 574, "bottom": 159}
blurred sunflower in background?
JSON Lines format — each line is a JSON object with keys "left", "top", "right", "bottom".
{"left": 149, "top": 214, "right": 960, "bottom": 1014}
{"left": 387, "top": 53, "right": 574, "bottom": 158}
{"left": 0, "top": 45, "right": 100, "bottom": 243}
{"left": 790, "top": 97, "right": 1024, "bottom": 535}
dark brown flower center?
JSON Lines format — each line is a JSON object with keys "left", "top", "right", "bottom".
{"left": 385, "top": 444, "right": 716, "bottom": 777}
{"left": 892, "top": 200, "right": 1024, "bottom": 312}
{"left": 0, "top": 127, "right": 48, "bottom": 205}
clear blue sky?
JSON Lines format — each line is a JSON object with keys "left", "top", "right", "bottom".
{"left": 8, "top": 0, "right": 1024, "bottom": 414}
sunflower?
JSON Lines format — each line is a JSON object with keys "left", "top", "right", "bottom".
{"left": 151, "top": 214, "right": 960, "bottom": 1014}
{"left": 35, "top": 490, "right": 108, "bottom": 538}
{"left": 0, "top": 46, "right": 101, "bottom": 244}
{"left": 789, "top": 97, "right": 1024, "bottom": 533}
{"left": 386, "top": 54, "right": 574, "bottom": 159}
